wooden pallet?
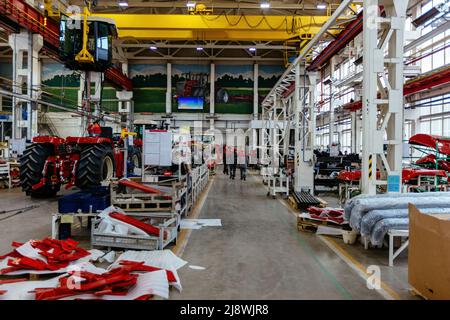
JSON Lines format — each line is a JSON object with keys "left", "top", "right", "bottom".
{"left": 287, "top": 196, "right": 298, "bottom": 210}
{"left": 114, "top": 200, "right": 173, "bottom": 212}
{"left": 315, "top": 196, "right": 329, "bottom": 208}
{"left": 297, "top": 215, "right": 343, "bottom": 233}
{"left": 409, "top": 286, "right": 428, "bottom": 300}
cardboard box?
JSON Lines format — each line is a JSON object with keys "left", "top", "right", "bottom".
{"left": 408, "top": 204, "right": 450, "bottom": 299}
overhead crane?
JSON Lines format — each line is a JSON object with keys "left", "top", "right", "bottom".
{"left": 91, "top": 13, "right": 348, "bottom": 42}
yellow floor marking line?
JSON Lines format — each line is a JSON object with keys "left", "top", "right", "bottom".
{"left": 277, "top": 196, "right": 401, "bottom": 300}
{"left": 318, "top": 235, "right": 401, "bottom": 300}
{"left": 171, "top": 176, "right": 215, "bottom": 257}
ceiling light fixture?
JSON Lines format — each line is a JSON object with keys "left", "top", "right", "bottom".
{"left": 118, "top": 1, "right": 129, "bottom": 7}
{"left": 260, "top": 2, "right": 270, "bottom": 9}
{"left": 39, "top": 3, "right": 44, "bottom": 9}
{"left": 317, "top": 3, "right": 327, "bottom": 10}
{"left": 149, "top": 46, "right": 157, "bottom": 50}
{"left": 186, "top": 1, "right": 196, "bottom": 8}
{"left": 249, "top": 47, "right": 257, "bottom": 52}
{"left": 196, "top": 47, "right": 204, "bottom": 51}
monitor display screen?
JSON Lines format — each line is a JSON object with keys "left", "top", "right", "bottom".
{"left": 178, "top": 97, "right": 204, "bottom": 110}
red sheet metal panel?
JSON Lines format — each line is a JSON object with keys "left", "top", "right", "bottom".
{"left": 409, "top": 133, "right": 450, "bottom": 155}
{"left": 118, "top": 179, "right": 163, "bottom": 194}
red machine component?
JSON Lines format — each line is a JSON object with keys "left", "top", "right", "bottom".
{"left": 34, "top": 267, "right": 139, "bottom": 300}
{"left": 338, "top": 168, "right": 446, "bottom": 183}
{"left": 118, "top": 179, "right": 162, "bottom": 194}
{"left": 306, "top": 206, "right": 345, "bottom": 225}
{"left": 0, "top": 238, "right": 90, "bottom": 274}
{"left": 19, "top": 132, "right": 125, "bottom": 197}
{"left": 343, "top": 66, "right": 450, "bottom": 112}
{"left": 109, "top": 212, "right": 166, "bottom": 238}
{"left": 337, "top": 170, "right": 362, "bottom": 182}
{"left": 402, "top": 168, "right": 447, "bottom": 181}
{"left": 409, "top": 133, "right": 450, "bottom": 155}
{"left": 118, "top": 260, "right": 176, "bottom": 282}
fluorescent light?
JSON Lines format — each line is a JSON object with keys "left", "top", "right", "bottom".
{"left": 118, "top": 1, "right": 128, "bottom": 7}
{"left": 196, "top": 47, "right": 204, "bottom": 51}
{"left": 186, "top": 1, "right": 196, "bottom": 8}
{"left": 249, "top": 47, "right": 257, "bottom": 52}
{"left": 39, "top": 3, "right": 44, "bottom": 9}
{"left": 317, "top": 3, "right": 327, "bottom": 9}
{"left": 149, "top": 46, "right": 157, "bottom": 50}
{"left": 260, "top": 2, "right": 270, "bottom": 9}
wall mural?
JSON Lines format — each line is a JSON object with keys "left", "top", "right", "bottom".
{"left": 172, "top": 64, "right": 210, "bottom": 113}
{"left": 258, "top": 64, "right": 285, "bottom": 113}
{"left": 39, "top": 62, "right": 285, "bottom": 115}
{"left": 42, "top": 61, "right": 117, "bottom": 112}
{"left": 215, "top": 65, "right": 253, "bottom": 114}
{"left": 42, "top": 62, "right": 80, "bottom": 110}
{"left": 129, "top": 64, "right": 167, "bottom": 113}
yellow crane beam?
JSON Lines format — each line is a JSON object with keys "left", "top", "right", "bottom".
{"left": 92, "top": 14, "right": 348, "bottom": 41}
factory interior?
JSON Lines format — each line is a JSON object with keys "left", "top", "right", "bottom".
{"left": 0, "top": 0, "right": 449, "bottom": 303}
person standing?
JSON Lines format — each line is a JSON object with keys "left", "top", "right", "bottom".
{"left": 229, "top": 147, "right": 237, "bottom": 180}
{"left": 223, "top": 144, "right": 228, "bottom": 175}
{"left": 238, "top": 146, "right": 247, "bottom": 181}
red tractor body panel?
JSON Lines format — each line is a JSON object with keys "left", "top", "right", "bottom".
{"left": 65, "top": 136, "right": 112, "bottom": 145}
{"left": 22, "top": 134, "right": 125, "bottom": 196}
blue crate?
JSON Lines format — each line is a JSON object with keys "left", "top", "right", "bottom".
{"left": 58, "top": 192, "right": 90, "bottom": 213}
{"left": 81, "top": 193, "right": 110, "bottom": 213}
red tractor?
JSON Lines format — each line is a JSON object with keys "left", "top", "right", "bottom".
{"left": 20, "top": 7, "right": 126, "bottom": 197}
{"left": 20, "top": 129, "right": 124, "bottom": 197}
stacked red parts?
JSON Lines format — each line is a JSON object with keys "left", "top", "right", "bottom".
{"left": 33, "top": 261, "right": 177, "bottom": 300}
{"left": 109, "top": 212, "right": 168, "bottom": 239}
{"left": 306, "top": 206, "right": 345, "bottom": 225}
{"left": 34, "top": 267, "right": 139, "bottom": 300}
{"left": 0, "top": 238, "right": 89, "bottom": 274}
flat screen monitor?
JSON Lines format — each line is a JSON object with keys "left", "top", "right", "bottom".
{"left": 178, "top": 97, "right": 204, "bottom": 110}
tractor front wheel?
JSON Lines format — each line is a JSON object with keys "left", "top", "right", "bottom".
{"left": 20, "top": 144, "right": 59, "bottom": 197}
{"left": 75, "top": 144, "right": 115, "bottom": 189}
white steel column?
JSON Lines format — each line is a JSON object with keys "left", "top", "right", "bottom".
{"left": 253, "top": 63, "right": 259, "bottom": 163}
{"left": 117, "top": 62, "right": 134, "bottom": 130}
{"left": 293, "top": 63, "right": 316, "bottom": 193}
{"left": 361, "top": 0, "right": 409, "bottom": 195}
{"left": 8, "top": 31, "right": 43, "bottom": 140}
{"left": 210, "top": 63, "right": 215, "bottom": 129}
{"left": 329, "top": 56, "right": 336, "bottom": 149}
{"left": 166, "top": 62, "right": 172, "bottom": 114}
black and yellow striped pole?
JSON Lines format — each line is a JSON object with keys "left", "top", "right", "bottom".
{"left": 368, "top": 154, "right": 373, "bottom": 180}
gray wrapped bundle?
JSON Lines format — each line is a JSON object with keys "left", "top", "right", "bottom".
{"left": 349, "top": 196, "right": 450, "bottom": 231}
{"left": 344, "top": 192, "right": 450, "bottom": 221}
{"left": 360, "top": 207, "right": 450, "bottom": 237}
{"left": 370, "top": 218, "right": 409, "bottom": 246}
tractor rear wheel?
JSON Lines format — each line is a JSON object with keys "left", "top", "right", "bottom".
{"left": 75, "top": 144, "right": 115, "bottom": 189}
{"left": 20, "top": 144, "right": 59, "bottom": 197}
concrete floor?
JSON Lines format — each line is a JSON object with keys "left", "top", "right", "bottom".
{"left": 0, "top": 171, "right": 414, "bottom": 299}
{"left": 171, "top": 171, "right": 410, "bottom": 300}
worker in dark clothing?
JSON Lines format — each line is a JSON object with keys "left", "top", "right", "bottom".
{"left": 87, "top": 120, "right": 101, "bottom": 136}
{"left": 238, "top": 146, "right": 247, "bottom": 181}
{"left": 223, "top": 144, "right": 228, "bottom": 175}
{"left": 229, "top": 147, "right": 237, "bottom": 180}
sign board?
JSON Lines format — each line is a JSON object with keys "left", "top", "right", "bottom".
{"left": 143, "top": 130, "right": 172, "bottom": 166}
{"left": 387, "top": 174, "right": 401, "bottom": 193}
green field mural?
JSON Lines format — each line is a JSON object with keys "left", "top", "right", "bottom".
{"left": 129, "top": 64, "right": 166, "bottom": 113}
{"left": 258, "top": 65, "right": 284, "bottom": 113}
{"left": 215, "top": 65, "right": 253, "bottom": 114}
{"left": 39, "top": 62, "right": 284, "bottom": 115}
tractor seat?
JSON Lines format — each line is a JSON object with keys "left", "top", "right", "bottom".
{"left": 100, "top": 127, "right": 113, "bottom": 140}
